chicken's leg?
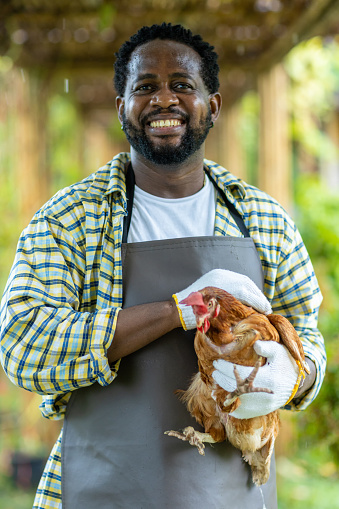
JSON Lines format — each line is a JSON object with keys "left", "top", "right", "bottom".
{"left": 164, "top": 426, "right": 216, "bottom": 455}
{"left": 223, "top": 357, "right": 273, "bottom": 406}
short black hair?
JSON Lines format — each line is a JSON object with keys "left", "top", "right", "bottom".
{"left": 114, "top": 23, "right": 220, "bottom": 96}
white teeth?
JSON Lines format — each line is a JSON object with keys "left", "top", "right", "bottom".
{"left": 150, "top": 119, "right": 182, "bottom": 128}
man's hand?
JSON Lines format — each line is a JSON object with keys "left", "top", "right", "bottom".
{"left": 172, "top": 269, "right": 272, "bottom": 330}
{"left": 212, "top": 341, "right": 301, "bottom": 418}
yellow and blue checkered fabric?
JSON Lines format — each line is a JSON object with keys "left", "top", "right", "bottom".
{"left": 0, "top": 152, "right": 326, "bottom": 508}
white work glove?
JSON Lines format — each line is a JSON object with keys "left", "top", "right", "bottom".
{"left": 172, "top": 269, "right": 272, "bottom": 330}
{"left": 212, "top": 340, "right": 301, "bottom": 418}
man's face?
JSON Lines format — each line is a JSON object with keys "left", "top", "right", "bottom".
{"left": 116, "top": 40, "right": 220, "bottom": 165}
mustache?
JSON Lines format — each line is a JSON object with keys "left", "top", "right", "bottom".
{"left": 141, "top": 107, "right": 189, "bottom": 126}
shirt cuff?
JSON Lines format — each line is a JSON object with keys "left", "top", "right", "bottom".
{"left": 89, "top": 306, "right": 121, "bottom": 386}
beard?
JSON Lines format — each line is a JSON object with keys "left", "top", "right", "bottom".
{"left": 122, "top": 108, "right": 212, "bottom": 165}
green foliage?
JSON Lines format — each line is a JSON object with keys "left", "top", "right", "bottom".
{"left": 285, "top": 37, "right": 339, "bottom": 162}
{"left": 295, "top": 175, "right": 339, "bottom": 327}
{"left": 0, "top": 475, "right": 35, "bottom": 509}
{"left": 98, "top": 4, "right": 117, "bottom": 31}
{"left": 279, "top": 42, "right": 339, "bottom": 470}
{"left": 285, "top": 46, "right": 339, "bottom": 472}
{"left": 293, "top": 174, "right": 339, "bottom": 466}
{"left": 277, "top": 458, "right": 339, "bottom": 509}
{"left": 286, "top": 38, "right": 339, "bottom": 117}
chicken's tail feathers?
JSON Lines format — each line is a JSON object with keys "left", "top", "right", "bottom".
{"left": 174, "top": 388, "right": 186, "bottom": 398}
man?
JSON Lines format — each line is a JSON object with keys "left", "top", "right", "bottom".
{"left": 0, "top": 23, "right": 325, "bottom": 508}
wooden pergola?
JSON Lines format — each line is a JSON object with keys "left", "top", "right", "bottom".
{"left": 2, "top": 0, "right": 339, "bottom": 217}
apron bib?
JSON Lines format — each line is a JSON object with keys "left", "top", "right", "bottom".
{"left": 62, "top": 234, "right": 277, "bottom": 509}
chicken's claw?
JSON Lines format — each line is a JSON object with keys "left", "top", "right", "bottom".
{"left": 165, "top": 426, "right": 215, "bottom": 455}
{"left": 223, "top": 357, "right": 273, "bottom": 406}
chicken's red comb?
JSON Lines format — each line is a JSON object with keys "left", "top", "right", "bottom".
{"left": 180, "top": 292, "right": 208, "bottom": 312}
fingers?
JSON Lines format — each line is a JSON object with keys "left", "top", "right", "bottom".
{"left": 212, "top": 359, "right": 254, "bottom": 392}
{"left": 253, "top": 340, "right": 281, "bottom": 359}
{"left": 213, "top": 359, "right": 252, "bottom": 378}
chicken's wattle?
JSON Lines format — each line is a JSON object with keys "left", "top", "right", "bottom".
{"left": 198, "top": 318, "right": 210, "bottom": 333}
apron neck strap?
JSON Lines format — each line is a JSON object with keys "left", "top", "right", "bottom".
{"left": 204, "top": 171, "right": 250, "bottom": 238}
{"left": 122, "top": 163, "right": 135, "bottom": 243}
{"left": 122, "top": 163, "right": 250, "bottom": 243}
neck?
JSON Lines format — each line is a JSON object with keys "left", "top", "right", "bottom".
{"left": 130, "top": 146, "right": 206, "bottom": 198}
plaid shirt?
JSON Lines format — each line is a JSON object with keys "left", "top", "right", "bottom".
{"left": 0, "top": 152, "right": 326, "bottom": 508}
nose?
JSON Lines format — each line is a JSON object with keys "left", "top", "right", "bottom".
{"left": 150, "top": 85, "right": 179, "bottom": 107}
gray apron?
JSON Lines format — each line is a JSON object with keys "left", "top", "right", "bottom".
{"left": 62, "top": 169, "right": 278, "bottom": 508}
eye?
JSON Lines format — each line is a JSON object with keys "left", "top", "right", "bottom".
{"left": 173, "top": 82, "right": 193, "bottom": 91}
{"left": 134, "top": 84, "right": 154, "bottom": 93}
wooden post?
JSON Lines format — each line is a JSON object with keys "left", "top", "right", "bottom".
{"left": 11, "top": 68, "right": 50, "bottom": 225}
{"left": 321, "top": 112, "right": 339, "bottom": 189}
{"left": 81, "top": 110, "right": 128, "bottom": 173}
{"left": 258, "top": 64, "right": 291, "bottom": 210}
{"left": 220, "top": 102, "right": 247, "bottom": 180}
{"left": 205, "top": 101, "right": 246, "bottom": 181}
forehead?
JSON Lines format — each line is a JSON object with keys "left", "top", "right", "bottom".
{"left": 126, "top": 39, "right": 203, "bottom": 82}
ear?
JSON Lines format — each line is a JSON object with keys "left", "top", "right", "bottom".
{"left": 209, "top": 92, "right": 222, "bottom": 124}
{"left": 115, "top": 96, "right": 125, "bottom": 126}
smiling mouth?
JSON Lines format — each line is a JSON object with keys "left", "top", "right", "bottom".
{"left": 149, "top": 119, "right": 183, "bottom": 128}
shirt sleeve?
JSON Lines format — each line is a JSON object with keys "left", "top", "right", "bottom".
{"left": 269, "top": 224, "right": 326, "bottom": 411}
{"left": 0, "top": 211, "right": 120, "bottom": 398}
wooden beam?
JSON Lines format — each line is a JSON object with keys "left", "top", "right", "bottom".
{"left": 5, "top": 0, "right": 339, "bottom": 74}
{"left": 256, "top": 0, "right": 339, "bottom": 72}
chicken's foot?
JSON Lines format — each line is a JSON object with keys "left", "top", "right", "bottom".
{"left": 164, "top": 426, "right": 216, "bottom": 455}
{"left": 223, "top": 357, "right": 273, "bottom": 406}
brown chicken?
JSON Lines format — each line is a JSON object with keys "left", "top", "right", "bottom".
{"left": 165, "top": 286, "right": 310, "bottom": 486}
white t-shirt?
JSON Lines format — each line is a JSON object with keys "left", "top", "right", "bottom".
{"left": 127, "top": 176, "right": 217, "bottom": 243}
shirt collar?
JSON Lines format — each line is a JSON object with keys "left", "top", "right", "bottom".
{"left": 86, "top": 153, "right": 246, "bottom": 204}
{"left": 203, "top": 158, "right": 246, "bottom": 200}
{"left": 86, "top": 152, "right": 131, "bottom": 209}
